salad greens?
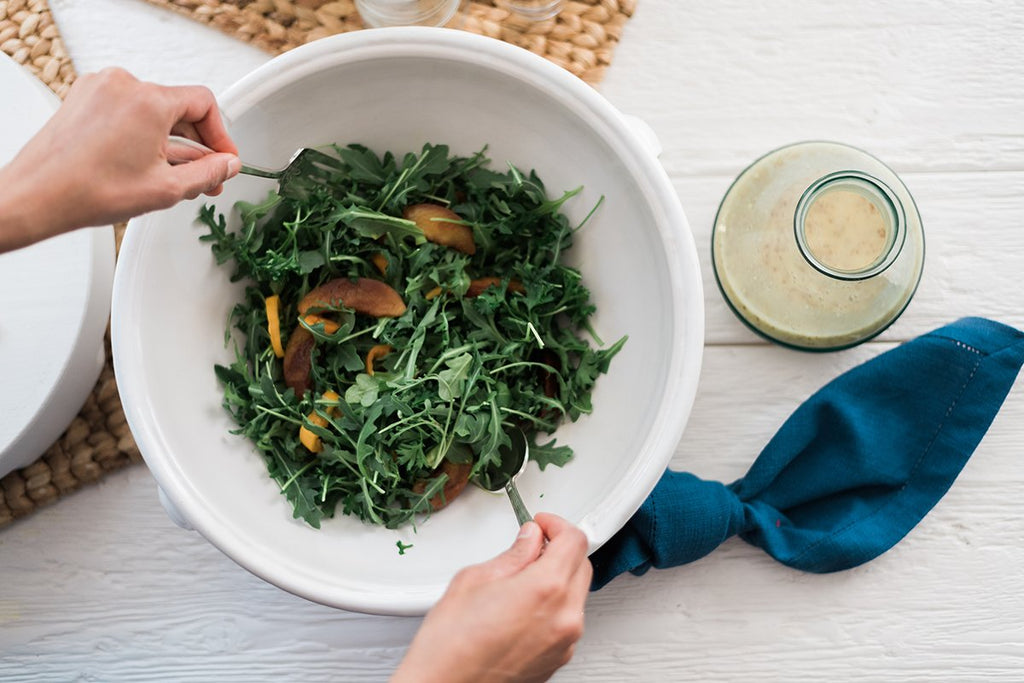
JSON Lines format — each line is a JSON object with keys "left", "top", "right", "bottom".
{"left": 199, "top": 143, "right": 625, "bottom": 529}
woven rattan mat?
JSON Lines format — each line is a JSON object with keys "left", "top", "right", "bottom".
{"left": 141, "top": 0, "right": 635, "bottom": 85}
{"left": 0, "top": 0, "right": 634, "bottom": 527}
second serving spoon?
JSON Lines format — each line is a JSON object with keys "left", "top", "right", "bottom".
{"left": 472, "top": 427, "right": 533, "bottom": 526}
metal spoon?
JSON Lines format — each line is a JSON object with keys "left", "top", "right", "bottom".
{"left": 165, "top": 135, "right": 344, "bottom": 200}
{"left": 473, "top": 427, "right": 533, "bottom": 526}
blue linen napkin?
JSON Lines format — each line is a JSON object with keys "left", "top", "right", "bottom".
{"left": 590, "top": 317, "right": 1024, "bottom": 590}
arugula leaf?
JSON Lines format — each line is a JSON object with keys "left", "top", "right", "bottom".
{"left": 330, "top": 206, "right": 426, "bottom": 243}
{"left": 345, "top": 373, "right": 380, "bottom": 407}
{"left": 436, "top": 353, "right": 473, "bottom": 401}
{"left": 529, "top": 438, "right": 574, "bottom": 470}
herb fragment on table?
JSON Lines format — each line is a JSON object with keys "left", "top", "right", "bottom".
{"left": 200, "top": 143, "right": 625, "bottom": 530}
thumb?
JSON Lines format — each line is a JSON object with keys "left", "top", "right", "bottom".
{"left": 170, "top": 153, "right": 241, "bottom": 200}
{"left": 473, "top": 521, "right": 545, "bottom": 582}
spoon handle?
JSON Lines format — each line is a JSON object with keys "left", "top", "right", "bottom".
{"left": 504, "top": 482, "right": 534, "bottom": 527}
{"left": 165, "top": 135, "right": 276, "bottom": 177}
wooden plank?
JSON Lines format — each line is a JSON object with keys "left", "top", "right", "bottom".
{"left": 604, "top": 1, "right": 1024, "bottom": 175}
{"left": 8, "top": 0, "right": 1022, "bottom": 680}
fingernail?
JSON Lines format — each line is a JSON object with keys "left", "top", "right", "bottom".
{"left": 517, "top": 522, "right": 538, "bottom": 540}
{"left": 226, "top": 156, "right": 242, "bottom": 177}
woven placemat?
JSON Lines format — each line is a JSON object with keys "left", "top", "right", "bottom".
{"left": 0, "top": 0, "right": 141, "bottom": 528}
{"left": 142, "top": 0, "right": 635, "bottom": 85}
{"left": 0, "top": 0, "right": 634, "bottom": 527}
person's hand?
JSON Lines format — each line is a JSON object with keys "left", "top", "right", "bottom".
{"left": 0, "top": 67, "right": 240, "bottom": 252}
{"left": 391, "top": 513, "right": 592, "bottom": 683}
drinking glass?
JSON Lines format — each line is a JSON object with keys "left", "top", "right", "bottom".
{"left": 496, "top": 0, "right": 564, "bottom": 21}
{"left": 355, "top": 0, "right": 461, "bottom": 27}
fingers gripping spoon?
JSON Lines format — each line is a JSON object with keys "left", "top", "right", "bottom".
{"left": 166, "top": 134, "right": 344, "bottom": 200}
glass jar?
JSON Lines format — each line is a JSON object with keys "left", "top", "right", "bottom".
{"left": 354, "top": 0, "right": 461, "bottom": 27}
{"left": 711, "top": 141, "right": 925, "bottom": 351}
{"left": 496, "top": 0, "right": 564, "bottom": 21}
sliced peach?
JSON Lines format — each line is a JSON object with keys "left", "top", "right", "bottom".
{"left": 282, "top": 317, "right": 342, "bottom": 397}
{"left": 298, "top": 277, "right": 406, "bottom": 318}
{"left": 265, "top": 294, "right": 285, "bottom": 359}
{"left": 365, "top": 344, "right": 393, "bottom": 377}
{"left": 536, "top": 349, "right": 560, "bottom": 399}
{"left": 299, "top": 390, "right": 342, "bottom": 453}
{"left": 283, "top": 326, "right": 315, "bottom": 397}
{"left": 370, "top": 252, "right": 388, "bottom": 276}
{"left": 284, "top": 280, "right": 404, "bottom": 397}
{"left": 302, "top": 314, "right": 340, "bottom": 335}
{"left": 403, "top": 204, "right": 476, "bottom": 255}
{"left": 466, "top": 277, "right": 525, "bottom": 298}
{"left": 299, "top": 413, "right": 329, "bottom": 453}
{"left": 413, "top": 459, "right": 473, "bottom": 511}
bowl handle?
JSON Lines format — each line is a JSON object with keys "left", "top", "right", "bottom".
{"left": 620, "top": 114, "right": 663, "bottom": 159}
{"left": 158, "top": 485, "right": 194, "bottom": 531}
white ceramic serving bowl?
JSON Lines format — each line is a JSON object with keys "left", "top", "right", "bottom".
{"left": 112, "top": 27, "right": 704, "bottom": 616}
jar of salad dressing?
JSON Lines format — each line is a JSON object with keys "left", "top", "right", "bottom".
{"left": 712, "top": 141, "right": 925, "bottom": 351}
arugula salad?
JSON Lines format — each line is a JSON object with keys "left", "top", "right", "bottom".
{"left": 200, "top": 143, "right": 624, "bottom": 529}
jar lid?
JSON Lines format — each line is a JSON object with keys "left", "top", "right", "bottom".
{"left": 712, "top": 141, "right": 925, "bottom": 351}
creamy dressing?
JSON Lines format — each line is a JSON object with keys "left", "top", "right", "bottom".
{"left": 711, "top": 142, "right": 925, "bottom": 350}
{"left": 803, "top": 189, "right": 888, "bottom": 272}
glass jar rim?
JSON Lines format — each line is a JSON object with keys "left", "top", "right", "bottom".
{"left": 793, "top": 170, "right": 907, "bottom": 281}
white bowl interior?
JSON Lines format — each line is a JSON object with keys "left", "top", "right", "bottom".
{"left": 113, "top": 29, "right": 702, "bottom": 615}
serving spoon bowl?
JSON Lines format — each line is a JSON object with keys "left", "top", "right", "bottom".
{"left": 472, "top": 427, "right": 533, "bottom": 526}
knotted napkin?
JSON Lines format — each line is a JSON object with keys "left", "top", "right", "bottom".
{"left": 590, "top": 317, "right": 1024, "bottom": 589}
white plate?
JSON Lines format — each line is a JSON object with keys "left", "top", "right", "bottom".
{"left": 0, "top": 55, "right": 115, "bottom": 477}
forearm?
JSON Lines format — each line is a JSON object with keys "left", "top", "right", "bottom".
{"left": 0, "top": 68, "right": 240, "bottom": 255}
{"left": 0, "top": 160, "right": 68, "bottom": 253}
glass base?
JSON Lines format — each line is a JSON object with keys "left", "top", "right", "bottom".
{"left": 495, "top": 0, "right": 564, "bottom": 21}
{"left": 355, "top": 0, "right": 461, "bottom": 27}
{"left": 711, "top": 141, "right": 925, "bottom": 351}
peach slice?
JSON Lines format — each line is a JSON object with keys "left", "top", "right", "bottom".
{"left": 298, "top": 277, "right": 406, "bottom": 318}
{"left": 370, "top": 252, "right": 389, "bottom": 276}
{"left": 282, "top": 316, "right": 344, "bottom": 396}
{"left": 413, "top": 459, "right": 474, "bottom": 511}
{"left": 365, "top": 344, "right": 393, "bottom": 376}
{"left": 403, "top": 204, "right": 476, "bottom": 255}
{"left": 265, "top": 294, "right": 285, "bottom": 358}
{"left": 466, "top": 277, "right": 525, "bottom": 298}
{"left": 298, "top": 390, "right": 342, "bottom": 453}
{"left": 283, "top": 278, "right": 406, "bottom": 396}
{"left": 283, "top": 327, "right": 316, "bottom": 397}
{"left": 424, "top": 278, "right": 523, "bottom": 301}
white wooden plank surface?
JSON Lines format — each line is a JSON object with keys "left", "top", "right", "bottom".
{"left": 3, "top": 0, "right": 1023, "bottom": 680}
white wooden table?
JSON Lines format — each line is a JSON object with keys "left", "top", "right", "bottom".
{"left": 3, "top": 0, "right": 1023, "bottom": 679}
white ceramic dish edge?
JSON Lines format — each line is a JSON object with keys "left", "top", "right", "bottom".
{"left": 112, "top": 27, "right": 704, "bottom": 614}
{"left": 0, "top": 54, "right": 116, "bottom": 477}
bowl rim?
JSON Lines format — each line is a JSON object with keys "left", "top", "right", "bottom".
{"left": 112, "top": 26, "right": 704, "bottom": 614}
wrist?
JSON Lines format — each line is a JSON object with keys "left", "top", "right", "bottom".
{"left": 0, "top": 158, "right": 68, "bottom": 252}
